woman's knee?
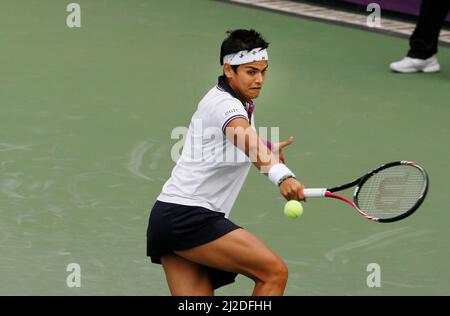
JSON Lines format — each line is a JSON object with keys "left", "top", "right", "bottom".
{"left": 252, "top": 256, "right": 289, "bottom": 285}
{"left": 269, "top": 259, "right": 289, "bottom": 284}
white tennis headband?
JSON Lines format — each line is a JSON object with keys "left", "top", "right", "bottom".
{"left": 222, "top": 47, "right": 268, "bottom": 65}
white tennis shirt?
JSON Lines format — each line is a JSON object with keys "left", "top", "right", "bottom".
{"left": 157, "top": 76, "right": 255, "bottom": 218}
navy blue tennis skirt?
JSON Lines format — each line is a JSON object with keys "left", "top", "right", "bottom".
{"left": 146, "top": 200, "right": 241, "bottom": 289}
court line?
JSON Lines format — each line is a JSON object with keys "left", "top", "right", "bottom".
{"left": 325, "top": 227, "right": 411, "bottom": 261}
{"left": 126, "top": 141, "right": 155, "bottom": 182}
{"left": 0, "top": 143, "right": 31, "bottom": 152}
{"left": 220, "top": 0, "right": 450, "bottom": 47}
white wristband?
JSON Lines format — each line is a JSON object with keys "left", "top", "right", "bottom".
{"left": 268, "top": 163, "right": 296, "bottom": 187}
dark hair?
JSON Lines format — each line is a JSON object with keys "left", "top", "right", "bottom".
{"left": 220, "top": 29, "right": 269, "bottom": 71}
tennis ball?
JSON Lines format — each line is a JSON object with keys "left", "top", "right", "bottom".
{"left": 284, "top": 200, "right": 303, "bottom": 219}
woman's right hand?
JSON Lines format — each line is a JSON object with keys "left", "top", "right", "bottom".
{"left": 279, "top": 177, "right": 306, "bottom": 202}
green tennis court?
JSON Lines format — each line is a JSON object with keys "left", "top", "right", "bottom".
{"left": 1, "top": 0, "right": 449, "bottom": 295}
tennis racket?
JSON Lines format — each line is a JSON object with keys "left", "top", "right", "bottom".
{"left": 304, "top": 161, "right": 429, "bottom": 223}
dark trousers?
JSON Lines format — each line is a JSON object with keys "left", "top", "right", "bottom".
{"left": 407, "top": 0, "right": 450, "bottom": 59}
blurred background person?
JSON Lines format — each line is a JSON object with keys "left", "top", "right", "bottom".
{"left": 390, "top": 0, "right": 450, "bottom": 73}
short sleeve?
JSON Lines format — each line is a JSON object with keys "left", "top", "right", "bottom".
{"left": 212, "top": 99, "right": 249, "bottom": 133}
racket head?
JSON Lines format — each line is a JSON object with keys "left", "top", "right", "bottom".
{"left": 353, "top": 161, "right": 429, "bottom": 223}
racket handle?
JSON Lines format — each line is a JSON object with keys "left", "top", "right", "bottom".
{"left": 303, "top": 188, "right": 327, "bottom": 198}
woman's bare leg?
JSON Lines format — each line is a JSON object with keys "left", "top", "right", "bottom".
{"left": 161, "top": 253, "right": 214, "bottom": 296}
{"left": 175, "top": 228, "right": 288, "bottom": 296}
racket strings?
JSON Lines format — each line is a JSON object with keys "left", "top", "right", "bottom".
{"left": 356, "top": 165, "right": 426, "bottom": 218}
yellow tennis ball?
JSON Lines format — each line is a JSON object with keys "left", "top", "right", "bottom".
{"left": 284, "top": 200, "right": 304, "bottom": 219}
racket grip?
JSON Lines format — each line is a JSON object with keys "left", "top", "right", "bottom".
{"left": 303, "top": 188, "right": 327, "bottom": 198}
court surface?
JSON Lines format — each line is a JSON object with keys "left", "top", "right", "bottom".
{"left": 1, "top": 0, "right": 449, "bottom": 295}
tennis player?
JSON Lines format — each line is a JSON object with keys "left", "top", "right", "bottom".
{"left": 147, "top": 29, "right": 305, "bottom": 296}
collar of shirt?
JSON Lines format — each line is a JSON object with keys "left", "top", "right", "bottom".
{"left": 217, "top": 75, "right": 254, "bottom": 124}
